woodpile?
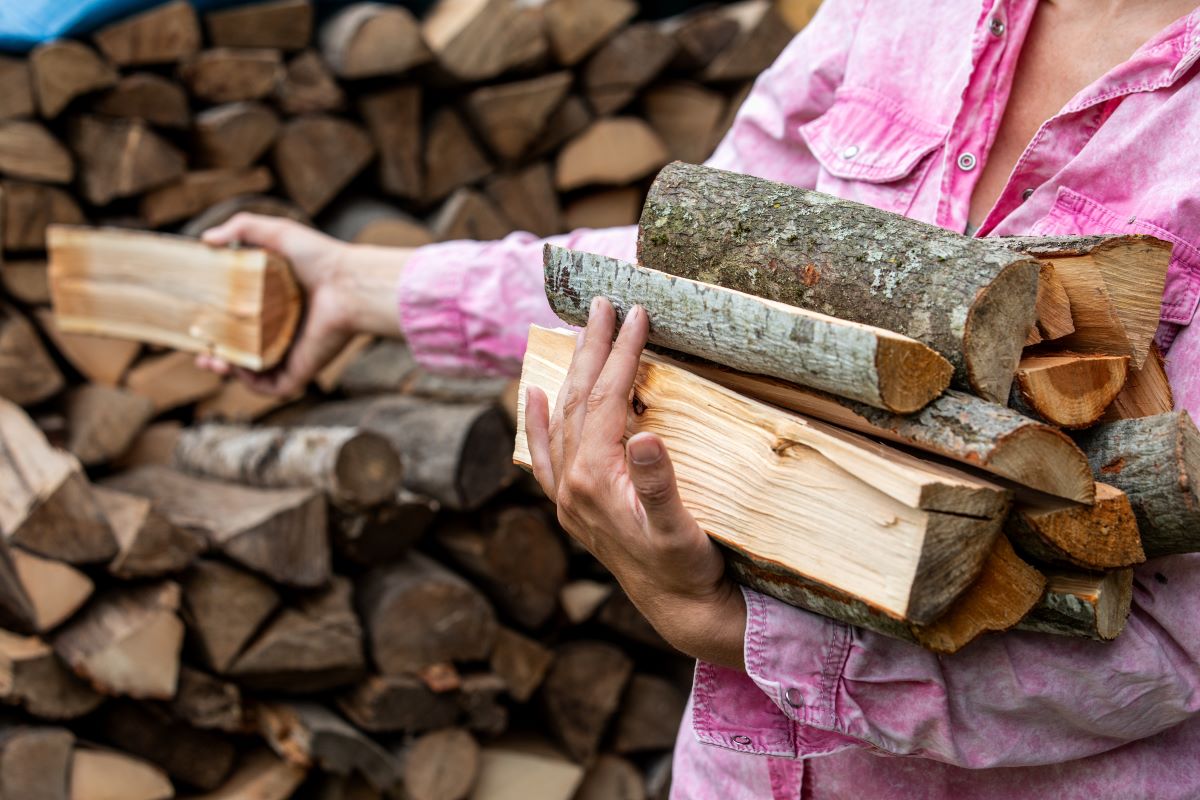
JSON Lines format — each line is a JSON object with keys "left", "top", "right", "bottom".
{"left": 0, "top": 1, "right": 798, "bottom": 797}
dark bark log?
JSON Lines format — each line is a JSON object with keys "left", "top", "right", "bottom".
{"left": 181, "top": 558, "right": 280, "bottom": 674}
{"left": 193, "top": 102, "right": 281, "bottom": 170}
{"left": 331, "top": 492, "right": 436, "bottom": 565}
{"left": 29, "top": 40, "right": 117, "bottom": 119}
{"left": 0, "top": 725, "right": 72, "bottom": 800}
{"left": 171, "top": 667, "right": 248, "bottom": 734}
{"left": 337, "top": 675, "right": 460, "bottom": 734}
{"left": 273, "top": 115, "right": 374, "bottom": 216}
{"left": 612, "top": 674, "right": 687, "bottom": 754}
{"left": 0, "top": 631, "right": 103, "bottom": 719}
{"left": 179, "top": 48, "right": 284, "bottom": 103}
{"left": 258, "top": 701, "right": 400, "bottom": 791}
{"left": 1017, "top": 567, "right": 1133, "bottom": 641}
{"left": 98, "top": 701, "right": 236, "bottom": 790}
{"left": 540, "top": 640, "right": 633, "bottom": 762}
{"left": 489, "top": 627, "right": 554, "bottom": 703}
{"left": 93, "top": 0, "right": 201, "bottom": 66}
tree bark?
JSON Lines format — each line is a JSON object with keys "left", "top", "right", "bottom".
{"left": 1016, "top": 567, "right": 1133, "bottom": 641}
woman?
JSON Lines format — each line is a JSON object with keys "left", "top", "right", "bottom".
{"left": 203, "top": 1, "right": 1200, "bottom": 796}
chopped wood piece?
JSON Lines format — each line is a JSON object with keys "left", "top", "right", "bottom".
{"left": 35, "top": 309, "right": 140, "bottom": 387}
{"left": 778, "top": 0, "right": 823, "bottom": 31}
{"left": 424, "top": 108, "right": 492, "bottom": 203}
{"left": 437, "top": 506, "right": 568, "bottom": 630}
{"left": 640, "top": 163, "right": 1040, "bottom": 403}
{"left": 613, "top": 674, "right": 686, "bottom": 754}
{"left": 489, "top": 627, "right": 553, "bottom": 703}
{"left": 181, "top": 559, "right": 280, "bottom": 673}
{"left": 422, "top": 0, "right": 548, "bottom": 83}
{"left": 320, "top": 337, "right": 417, "bottom": 395}
{"left": 544, "top": 0, "right": 636, "bottom": 65}
{"left": 3, "top": 180, "right": 85, "bottom": 252}
{"left": 0, "top": 725, "right": 72, "bottom": 800}
{"left": 359, "top": 86, "right": 421, "bottom": 200}
{"left": 547, "top": 247, "right": 953, "bottom": 413}
{"left": 113, "top": 421, "right": 181, "bottom": 470}
{"left": 319, "top": 3, "right": 430, "bottom": 78}
{"left": 0, "top": 121, "right": 74, "bottom": 184}
{"left": 0, "top": 57, "right": 34, "bottom": 120}
{"left": 518, "top": 327, "right": 1012, "bottom": 626}
{"left": 194, "top": 102, "right": 281, "bottom": 169}
{"left": 399, "top": 728, "right": 479, "bottom": 800}
{"left": 93, "top": 72, "right": 190, "bottom": 127}
{"left": 1013, "top": 353, "right": 1130, "bottom": 429}
{"left": 180, "top": 48, "right": 283, "bottom": 103}
{"left": 557, "top": 118, "right": 670, "bottom": 191}
{"left": 139, "top": 167, "right": 274, "bottom": 227}
{"left": 54, "top": 581, "right": 183, "bottom": 699}
{"left": 1076, "top": 411, "right": 1200, "bottom": 558}
{"left": 1004, "top": 235, "right": 1172, "bottom": 369}
{"left": 175, "top": 424, "right": 403, "bottom": 508}
{"left": 227, "top": 576, "right": 365, "bottom": 692}
{"left": 563, "top": 187, "right": 642, "bottom": 230}
{"left": 274, "top": 115, "right": 375, "bottom": 216}
{"left": 324, "top": 198, "right": 434, "bottom": 246}
{"left": 50, "top": 226, "right": 301, "bottom": 372}
{"left": 1017, "top": 568, "right": 1134, "bottom": 641}
{"left": 530, "top": 95, "right": 592, "bottom": 159}
{"left": 99, "top": 701, "right": 236, "bottom": 790}
{"left": 1, "top": 260, "right": 50, "bottom": 304}
{"left": 660, "top": 8, "right": 739, "bottom": 72}
{"left": 95, "top": 485, "right": 205, "bottom": 579}
{"left": 583, "top": 24, "right": 675, "bottom": 115}
{"left": 259, "top": 702, "right": 400, "bottom": 791}
{"left": 71, "top": 747, "right": 174, "bottom": 800}
{"left": 541, "top": 640, "right": 633, "bottom": 762}
{"left": 1032, "top": 260, "right": 1075, "bottom": 341}
{"left": 0, "top": 304, "right": 64, "bottom": 405}
{"left": 63, "top": 385, "right": 155, "bottom": 466}
{"left": 206, "top": 0, "right": 314, "bottom": 50}
{"left": 125, "top": 352, "right": 225, "bottom": 412}
{"left": 359, "top": 553, "right": 498, "bottom": 674}
{"left": 469, "top": 739, "right": 584, "bottom": 800}
{"left": 575, "top": 756, "right": 645, "bottom": 800}
{"left": 276, "top": 50, "right": 346, "bottom": 114}
{"left": 1102, "top": 344, "right": 1174, "bottom": 421}
{"left": 191, "top": 750, "right": 307, "bottom": 800}
{"left": 596, "top": 589, "right": 673, "bottom": 652}
{"left": 69, "top": 116, "right": 185, "bottom": 205}
{"left": 559, "top": 580, "right": 613, "bottom": 624}
{"left": 484, "top": 165, "right": 564, "bottom": 237}
{"left": 458, "top": 673, "right": 508, "bottom": 735}
{"left": 1007, "top": 483, "right": 1145, "bottom": 570}
{"left": 337, "top": 674, "right": 460, "bottom": 734}
{"left": 30, "top": 40, "right": 117, "bottom": 119}
{"left": 181, "top": 194, "right": 309, "bottom": 237}
{"left": 171, "top": 667, "right": 248, "bottom": 733}
{"left": 465, "top": 73, "right": 572, "bottom": 162}
{"left": 331, "top": 491, "right": 436, "bottom": 565}
{"left": 642, "top": 82, "right": 726, "bottom": 164}
{"left": 317, "top": 335, "right": 375, "bottom": 394}
{"left": 0, "top": 631, "right": 103, "bottom": 718}
{"left": 700, "top": 0, "right": 792, "bottom": 82}
{"left": 431, "top": 189, "right": 513, "bottom": 242}
{"left": 10, "top": 546, "right": 93, "bottom": 633}
{"left": 104, "top": 465, "right": 329, "bottom": 587}
{"left": 195, "top": 380, "right": 300, "bottom": 424}
{"left": 94, "top": 0, "right": 201, "bottom": 65}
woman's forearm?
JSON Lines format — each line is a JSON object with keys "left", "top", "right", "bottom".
{"left": 329, "top": 244, "right": 416, "bottom": 338}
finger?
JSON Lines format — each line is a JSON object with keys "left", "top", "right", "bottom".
{"left": 524, "top": 386, "right": 557, "bottom": 498}
{"left": 201, "top": 213, "right": 295, "bottom": 250}
{"left": 625, "top": 432, "right": 695, "bottom": 536}
{"left": 559, "top": 297, "right": 616, "bottom": 467}
{"left": 195, "top": 354, "right": 232, "bottom": 376}
{"left": 588, "top": 304, "right": 649, "bottom": 440}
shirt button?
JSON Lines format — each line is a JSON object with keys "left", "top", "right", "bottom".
{"left": 989, "top": 17, "right": 1006, "bottom": 36}
{"left": 842, "top": 144, "right": 860, "bottom": 160}
{"left": 1021, "top": 188, "right": 1034, "bottom": 201}
{"left": 784, "top": 688, "right": 804, "bottom": 708}
{"left": 732, "top": 735, "right": 753, "bottom": 746}
{"left": 957, "top": 152, "right": 977, "bottom": 171}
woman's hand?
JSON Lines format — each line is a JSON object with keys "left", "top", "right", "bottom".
{"left": 525, "top": 297, "right": 747, "bottom": 669}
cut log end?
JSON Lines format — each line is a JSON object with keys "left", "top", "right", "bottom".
{"left": 1008, "top": 482, "right": 1145, "bottom": 570}
{"left": 1015, "top": 353, "right": 1130, "bottom": 429}
{"left": 989, "top": 424, "right": 1096, "bottom": 505}
{"left": 963, "top": 259, "right": 1041, "bottom": 403}
{"left": 875, "top": 336, "right": 953, "bottom": 414}
{"left": 1019, "top": 568, "right": 1134, "bottom": 641}
{"left": 259, "top": 253, "right": 303, "bottom": 369}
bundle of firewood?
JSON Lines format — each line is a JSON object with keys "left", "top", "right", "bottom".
{"left": 517, "top": 161, "right": 1199, "bottom": 655}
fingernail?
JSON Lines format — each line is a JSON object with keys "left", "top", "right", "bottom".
{"left": 625, "top": 305, "right": 641, "bottom": 326}
{"left": 591, "top": 296, "right": 602, "bottom": 315}
{"left": 628, "top": 435, "right": 662, "bottom": 465}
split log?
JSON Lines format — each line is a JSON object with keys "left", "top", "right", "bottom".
{"left": 1031, "top": 261, "right": 1075, "bottom": 342}
{"left": 575, "top": 756, "right": 646, "bottom": 800}
{"left": 69, "top": 116, "right": 185, "bottom": 205}
{"left": 0, "top": 542, "right": 42, "bottom": 633}
{"left": 182, "top": 195, "right": 309, "bottom": 238}
{"left": 596, "top": 589, "right": 674, "bottom": 652}
{"left": 9, "top": 548, "right": 93, "bottom": 633}
{"left": 139, "top": 167, "right": 274, "bottom": 227}
{"left": 35, "top": 308, "right": 139, "bottom": 387}
{"left": 194, "top": 102, "right": 281, "bottom": 169}
{"left": 1, "top": 260, "right": 50, "bottom": 304}
{"left": 0, "top": 57, "right": 34, "bottom": 120}
{"left": 94, "top": 485, "right": 206, "bottom": 579}
{"left": 206, "top": 0, "right": 314, "bottom": 50}
{"left": 660, "top": 8, "right": 739, "bottom": 72}
{"left": 399, "top": 729, "right": 479, "bottom": 800}
{"left": 171, "top": 667, "right": 248, "bottom": 734}
{"left": 0, "top": 121, "right": 74, "bottom": 184}
{"left": 330, "top": 491, "right": 436, "bottom": 565}
{"left": 0, "top": 631, "right": 103, "bottom": 718}
{"left": 181, "top": 558, "right": 280, "bottom": 674}
{"left": 1006, "top": 483, "right": 1145, "bottom": 570}
{"left": 1102, "top": 344, "right": 1174, "bottom": 421}
{"left": 642, "top": 82, "right": 726, "bottom": 164}
{"left": 1012, "top": 353, "right": 1129, "bottom": 429}
{"left": 195, "top": 380, "right": 300, "bottom": 423}
{"left": 49, "top": 226, "right": 301, "bottom": 371}
{"left": 63, "top": 384, "right": 155, "bottom": 466}
{"left": 1017, "top": 568, "right": 1133, "bottom": 641}
{"left": 544, "top": 0, "right": 636, "bottom": 65}
{"left": 546, "top": 247, "right": 953, "bottom": 412}
{"left": 612, "top": 674, "right": 687, "bottom": 754}
{"left": 1076, "top": 412, "right": 1200, "bottom": 558}
{"left": 319, "top": 3, "right": 430, "bottom": 79}
{"left": 424, "top": 108, "right": 492, "bottom": 203}
{"left": 276, "top": 49, "right": 346, "bottom": 115}
{"left": 316, "top": 337, "right": 415, "bottom": 395}
{"left": 465, "top": 73, "right": 573, "bottom": 162}
{"left": 0, "top": 725, "right": 73, "bottom": 800}
{"left": 556, "top": 118, "right": 669, "bottom": 191}
{"left": 563, "top": 187, "right": 642, "bottom": 230}
{"left": 518, "top": 327, "right": 1012, "bottom": 626}
{"left": 187, "top": 749, "right": 308, "bottom": 800}
{"left": 29, "top": 40, "right": 117, "bottom": 119}
{"left": 470, "top": 739, "right": 584, "bottom": 800}
{"left": 559, "top": 580, "right": 613, "bottom": 624}
{"left": 174, "top": 424, "right": 403, "bottom": 508}
{"left": 2, "top": 180, "right": 85, "bottom": 252}
{"left": 421, "top": 0, "right": 548, "bottom": 83}
{"left": 227, "top": 576, "right": 365, "bottom": 693}
{"left": 431, "top": 189, "right": 513, "bottom": 242}
{"left": 459, "top": 673, "right": 509, "bottom": 735}
{"left": 485, "top": 164, "right": 564, "bottom": 237}
{"left": 93, "top": 0, "right": 202, "bottom": 65}
{"left": 638, "top": 163, "right": 1041, "bottom": 403}
{"left": 359, "top": 86, "right": 421, "bottom": 200}
{"left": 778, "top": 0, "right": 823, "bottom": 31}
{"left": 582, "top": 23, "right": 675, "bottom": 115}
{"left": 53, "top": 581, "right": 183, "bottom": 699}
{"left": 699, "top": 0, "right": 792, "bottom": 82}
{"left": 71, "top": 747, "right": 174, "bottom": 800}
{"left": 0, "top": 304, "right": 64, "bottom": 405}
{"left": 179, "top": 48, "right": 284, "bottom": 103}
{"left": 337, "top": 674, "right": 460, "bottom": 734}
{"left": 273, "top": 115, "right": 375, "bottom": 216}
{"left": 540, "top": 640, "right": 633, "bottom": 762}
{"left": 113, "top": 421, "right": 181, "bottom": 470}
{"left": 92, "top": 72, "right": 191, "bottom": 128}
{"left": 323, "top": 198, "right": 433, "bottom": 247}
{"left": 258, "top": 702, "right": 400, "bottom": 791}
{"left": 530, "top": 95, "right": 592, "bottom": 159}
{"left": 359, "top": 553, "right": 497, "bottom": 674}
{"left": 125, "top": 352, "right": 225, "bottom": 412}
{"left": 104, "top": 465, "right": 330, "bottom": 587}
{"left": 489, "top": 627, "right": 554, "bottom": 703}
{"left": 437, "top": 506, "right": 569, "bottom": 629}
{"left": 1004, "top": 235, "right": 1172, "bottom": 369}
{"left": 99, "top": 701, "right": 236, "bottom": 790}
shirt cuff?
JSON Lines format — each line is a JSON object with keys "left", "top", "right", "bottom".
{"left": 396, "top": 240, "right": 476, "bottom": 374}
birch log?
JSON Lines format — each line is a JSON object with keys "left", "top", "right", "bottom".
{"left": 636, "top": 162, "right": 1039, "bottom": 402}
{"left": 544, "top": 246, "right": 952, "bottom": 413}
{"left": 1017, "top": 568, "right": 1133, "bottom": 641}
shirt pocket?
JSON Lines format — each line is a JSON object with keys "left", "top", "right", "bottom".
{"left": 1030, "top": 186, "right": 1200, "bottom": 353}
{"left": 799, "top": 86, "right": 947, "bottom": 216}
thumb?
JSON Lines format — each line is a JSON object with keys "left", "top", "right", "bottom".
{"left": 626, "top": 433, "right": 692, "bottom": 533}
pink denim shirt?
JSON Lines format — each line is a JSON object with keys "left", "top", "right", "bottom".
{"left": 398, "top": 1, "right": 1200, "bottom": 797}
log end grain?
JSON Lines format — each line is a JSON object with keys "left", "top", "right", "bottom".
{"left": 875, "top": 335, "right": 954, "bottom": 413}
{"left": 963, "top": 259, "right": 1041, "bottom": 403}
{"left": 1015, "top": 353, "right": 1131, "bottom": 429}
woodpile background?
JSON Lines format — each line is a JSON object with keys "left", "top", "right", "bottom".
{"left": 0, "top": 1, "right": 823, "bottom": 798}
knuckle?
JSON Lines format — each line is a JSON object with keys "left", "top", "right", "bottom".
{"left": 560, "top": 385, "right": 585, "bottom": 417}
{"left": 636, "top": 479, "right": 675, "bottom": 507}
{"left": 585, "top": 384, "right": 609, "bottom": 413}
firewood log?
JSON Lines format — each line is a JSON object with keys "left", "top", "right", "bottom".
{"left": 595, "top": 589, "right": 674, "bottom": 652}
{"left": 69, "top": 116, "right": 185, "bottom": 205}
{"left": 546, "top": 248, "right": 953, "bottom": 413}
{"left": 1007, "top": 483, "right": 1145, "bottom": 570}
{"left": 489, "top": 627, "right": 554, "bottom": 703}
{"left": 563, "top": 187, "right": 642, "bottom": 230}
{"left": 1011, "top": 353, "right": 1130, "bottom": 429}
{"left": 258, "top": 701, "right": 401, "bottom": 791}
{"left": 71, "top": 746, "right": 175, "bottom": 800}
{"left": 2, "top": 180, "right": 85, "bottom": 252}
{"left": 91, "top": 72, "right": 191, "bottom": 128}
{"left": 194, "top": 102, "right": 282, "bottom": 169}
{"left": 1017, "top": 567, "right": 1133, "bottom": 641}
{"left": 125, "top": 352, "right": 225, "bottom": 412}
{"left": 612, "top": 674, "right": 687, "bottom": 754}
{"left": 465, "top": 72, "right": 572, "bottom": 162}
{"left": 699, "top": 0, "right": 792, "bottom": 82}
{"left": 9, "top": 547, "right": 93, "bottom": 633}
{"left": 94, "top": 485, "right": 206, "bottom": 579}
{"left": 530, "top": 94, "right": 592, "bottom": 158}
{"left": 0, "top": 303, "right": 64, "bottom": 405}
{"left": 559, "top": 580, "right": 613, "bottom": 625}
{"left": 113, "top": 421, "right": 181, "bottom": 470}
{"left": 575, "top": 756, "right": 646, "bottom": 800}
{"left": 34, "top": 309, "right": 140, "bottom": 388}
{"left": 330, "top": 491, "right": 436, "bottom": 565}
{"left": 582, "top": 23, "right": 675, "bottom": 115}
{"left": 1102, "top": 344, "right": 1174, "bottom": 421}
{"left": 422, "top": 0, "right": 548, "bottom": 83}
{"left": 424, "top": 108, "right": 492, "bottom": 203}
{"left": 431, "top": 189, "right": 513, "bottom": 242}
{"left": 0, "top": 121, "right": 74, "bottom": 184}
{"left": 276, "top": 50, "right": 346, "bottom": 115}
{"left": 98, "top": 701, "right": 236, "bottom": 791}
{"left": 398, "top": 729, "right": 480, "bottom": 800}
{"left": 1, "top": 260, "right": 50, "bottom": 304}
{"left": 556, "top": 118, "right": 669, "bottom": 191}
{"left": 273, "top": 115, "right": 375, "bottom": 216}
{"left": 53, "top": 581, "right": 184, "bottom": 699}
{"left": 93, "top": 0, "right": 201, "bottom": 66}
{"left": 641, "top": 82, "right": 725, "bottom": 165}
{"left": 29, "top": 40, "right": 117, "bottom": 119}
{"left": 139, "top": 167, "right": 274, "bottom": 227}
{"left": 195, "top": 380, "right": 300, "bottom": 424}
{"left": 189, "top": 749, "right": 308, "bottom": 800}
{"left": 323, "top": 198, "right": 434, "bottom": 247}
{"left": 484, "top": 164, "right": 564, "bottom": 237}
{"left": 0, "top": 725, "right": 73, "bottom": 800}
{"left": 472, "top": 739, "right": 584, "bottom": 800}
{"left": 63, "top": 384, "right": 155, "bottom": 466}
{"left": 206, "top": 0, "right": 314, "bottom": 51}
{"left": 541, "top": 640, "right": 633, "bottom": 762}
{"left": 181, "top": 558, "right": 281, "bottom": 673}
{"left": 0, "top": 57, "right": 34, "bottom": 120}
{"left": 778, "top": 0, "right": 823, "bottom": 31}
{"left": 319, "top": 3, "right": 430, "bottom": 79}
{"left": 337, "top": 674, "right": 460, "bottom": 734}
{"left": 0, "top": 631, "right": 103, "bottom": 718}
{"left": 639, "top": 163, "right": 1040, "bottom": 403}
{"left": 171, "top": 668, "right": 247, "bottom": 734}
{"left": 359, "top": 86, "right": 422, "bottom": 200}
{"left": 458, "top": 672, "right": 509, "bottom": 735}
{"left": 659, "top": 7, "right": 739, "bottom": 72}
{"left": 49, "top": 226, "right": 302, "bottom": 372}
{"left": 1076, "top": 412, "right": 1200, "bottom": 558}
{"left": 179, "top": 48, "right": 284, "bottom": 103}
{"left": 104, "top": 465, "right": 329, "bottom": 587}
{"left": 518, "top": 327, "right": 1012, "bottom": 627}
{"left": 543, "top": 0, "right": 636, "bottom": 66}
{"left": 1031, "top": 260, "right": 1075, "bottom": 341}
{"left": 181, "top": 194, "right": 310, "bottom": 238}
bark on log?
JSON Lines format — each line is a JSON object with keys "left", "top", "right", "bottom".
{"left": 543, "top": 0, "right": 636, "bottom": 65}
{"left": 259, "top": 701, "right": 400, "bottom": 791}
{"left": 359, "top": 86, "right": 421, "bottom": 200}
{"left": 139, "top": 167, "right": 274, "bottom": 227}
{"left": 1012, "top": 353, "right": 1130, "bottom": 429}
{"left": 699, "top": 0, "right": 792, "bottom": 82}
{"left": 1016, "top": 568, "right": 1133, "bottom": 641}
{"left": 489, "top": 627, "right": 554, "bottom": 703}
{"left": 273, "top": 115, "right": 375, "bottom": 216}
{"left": 98, "top": 701, "right": 236, "bottom": 790}
{"left": 206, "top": 0, "right": 314, "bottom": 51}
{"left": 171, "top": 667, "right": 248, "bottom": 734}
{"left": 546, "top": 247, "right": 953, "bottom": 413}
{"left": 179, "top": 48, "right": 284, "bottom": 103}
{"left": 69, "top": 116, "right": 185, "bottom": 205}
{"left": 276, "top": 49, "right": 346, "bottom": 115}
{"left": 421, "top": 0, "right": 548, "bottom": 83}
{"left": 1075, "top": 412, "right": 1200, "bottom": 558}
{"left": 612, "top": 674, "right": 687, "bottom": 755}
{"left": 0, "top": 631, "right": 104, "bottom": 719}
{"left": 95, "top": 485, "right": 205, "bottom": 579}
{"left": 659, "top": 8, "right": 739, "bottom": 72}
{"left": 485, "top": 164, "right": 564, "bottom": 238}
{"left": 194, "top": 102, "right": 281, "bottom": 170}
{"left": 319, "top": 3, "right": 430, "bottom": 79}
{"left": 93, "top": 0, "right": 201, "bottom": 66}
{"left": 541, "top": 640, "right": 633, "bottom": 762}
{"left": 2, "top": 180, "right": 86, "bottom": 252}
{"left": 63, "top": 384, "right": 155, "bottom": 466}
{"left": 638, "top": 163, "right": 1041, "bottom": 403}
{"left": 29, "top": 40, "right": 117, "bottom": 119}
{"left": 92, "top": 72, "right": 191, "bottom": 128}
{"left": 0, "top": 725, "right": 73, "bottom": 800}
{"left": 1006, "top": 483, "right": 1145, "bottom": 570}
{"left": 0, "top": 121, "right": 74, "bottom": 184}
{"left": 337, "top": 674, "right": 459, "bottom": 734}
{"left": 125, "top": 352, "right": 225, "bottom": 412}
{"left": 582, "top": 23, "right": 675, "bottom": 115}
{"left": 556, "top": 118, "right": 669, "bottom": 191}
{"left": 181, "top": 558, "right": 281, "bottom": 674}
{"left": 0, "top": 303, "right": 64, "bottom": 406}
{"left": 186, "top": 749, "right": 308, "bottom": 800}
{"left": 423, "top": 108, "right": 492, "bottom": 203}
{"left": 465, "top": 72, "right": 572, "bottom": 162}
{"left": 0, "top": 57, "right": 35, "bottom": 120}
{"left": 398, "top": 728, "right": 480, "bottom": 800}
{"left": 1102, "top": 344, "right": 1174, "bottom": 421}
{"left": 330, "top": 491, "right": 436, "bottom": 565}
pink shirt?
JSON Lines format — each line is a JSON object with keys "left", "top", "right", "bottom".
{"left": 398, "top": 1, "right": 1200, "bottom": 797}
